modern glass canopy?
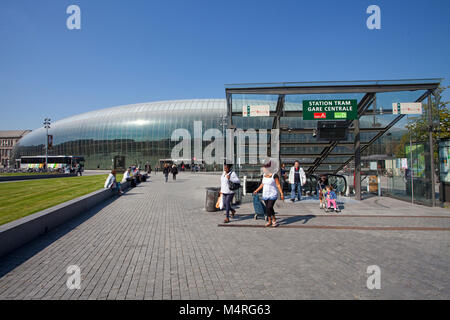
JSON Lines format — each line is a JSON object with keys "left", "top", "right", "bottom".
{"left": 225, "top": 78, "right": 442, "bottom": 202}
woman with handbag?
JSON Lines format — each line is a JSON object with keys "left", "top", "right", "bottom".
{"left": 220, "top": 163, "right": 240, "bottom": 223}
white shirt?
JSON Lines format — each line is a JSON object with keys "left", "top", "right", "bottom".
{"left": 220, "top": 171, "right": 240, "bottom": 194}
{"left": 122, "top": 171, "right": 130, "bottom": 183}
{"left": 288, "top": 166, "right": 306, "bottom": 185}
{"left": 104, "top": 173, "right": 116, "bottom": 189}
{"left": 262, "top": 174, "right": 278, "bottom": 200}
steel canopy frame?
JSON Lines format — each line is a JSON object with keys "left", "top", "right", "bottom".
{"left": 333, "top": 90, "right": 434, "bottom": 174}
{"left": 225, "top": 79, "right": 441, "bottom": 202}
{"left": 225, "top": 79, "right": 441, "bottom": 95}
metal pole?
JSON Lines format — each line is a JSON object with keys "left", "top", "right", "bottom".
{"left": 46, "top": 125, "right": 48, "bottom": 171}
{"left": 44, "top": 118, "right": 50, "bottom": 172}
{"left": 354, "top": 119, "right": 361, "bottom": 201}
{"left": 428, "top": 93, "right": 436, "bottom": 207}
{"left": 275, "top": 110, "right": 281, "bottom": 180}
{"left": 408, "top": 115, "right": 414, "bottom": 205}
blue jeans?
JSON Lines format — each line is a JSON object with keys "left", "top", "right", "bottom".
{"left": 223, "top": 193, "right": 234, "bottom": 218}
{"left": 290, "top": 182, "right": 302, "bottom": 201}
{"left": 112, "top": 182, "right": 121, "bottom": 194}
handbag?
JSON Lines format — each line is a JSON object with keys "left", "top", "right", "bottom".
{"left": 227, "top": 171, "right": 241, "bottom": 190}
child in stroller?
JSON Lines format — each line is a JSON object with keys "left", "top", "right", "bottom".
{"left": 324, "top": 185, "right": 341, "bottom": 213}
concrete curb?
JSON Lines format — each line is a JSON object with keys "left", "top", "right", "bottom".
{"left": 0, "top": 173, "right": 77, "bottom": 182}
{"left": 0, "top": 180, "right": 131, "bottom": 258}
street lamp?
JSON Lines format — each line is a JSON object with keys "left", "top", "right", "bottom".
{"left": 43, "top": 118, "right": 51, "bottom": 171}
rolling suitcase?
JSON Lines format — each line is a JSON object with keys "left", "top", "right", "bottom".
{"left": 252, "top": 194, "right": 267, "bottom": 220}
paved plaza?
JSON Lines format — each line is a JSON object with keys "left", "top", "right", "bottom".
{"left": 0, "top": 173, "right": 449, "bottom": 300}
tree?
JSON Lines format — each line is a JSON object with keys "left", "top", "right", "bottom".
{"left": 394, "top": 86, "right": 449, "bottom": 160}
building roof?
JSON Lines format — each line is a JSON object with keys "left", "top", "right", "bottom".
{"left": 0, "top": 130, "right": 31, "bottom": 138}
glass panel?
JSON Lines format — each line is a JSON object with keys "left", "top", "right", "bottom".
{"left": 231, "top": 94, "right": 279, "bottom": 112}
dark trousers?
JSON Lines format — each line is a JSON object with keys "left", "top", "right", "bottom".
{"left": 264, "top": 199, "right": 276, "bottom": 218}
{"left": 223, "top": 193, "right": 234, "bottom": 218}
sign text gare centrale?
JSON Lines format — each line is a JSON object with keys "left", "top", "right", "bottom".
{"left": 302, "top": 99, "right": 358, "bottom": 120}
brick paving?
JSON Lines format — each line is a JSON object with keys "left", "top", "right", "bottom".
{"left": 0, "top": 173, "right": 449, "bottom": 300}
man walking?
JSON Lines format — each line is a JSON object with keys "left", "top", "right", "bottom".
{"left": 171, "top": 164, "right": 178, "bottom": 180}
{"left": 163, "top": 164, "right": 170, "bottom": 182}
{"left": 288, "top": 160, "right": 306, "bottom": 202}
{"left": 76, "top": 162, "right": 82, "bottom": 176}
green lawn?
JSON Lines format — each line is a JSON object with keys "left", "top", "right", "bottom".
{"left": 0, "top": 174, "right": 122, "bottom": 226}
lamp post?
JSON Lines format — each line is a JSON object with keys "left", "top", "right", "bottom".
{"left": 43, "top": 118, "right": 51, "bottom": 171}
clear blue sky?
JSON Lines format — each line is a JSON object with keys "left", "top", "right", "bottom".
{"left": 1, "top": 0, "right": 449, "bottom": 130}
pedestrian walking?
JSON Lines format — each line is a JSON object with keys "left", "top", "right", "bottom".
{"left": 253, "top": 159, "right": 284, "bottom": 227}
{"left": 163, "top": 164, "right": 170, "bottom": 182}
{"left": 76, "top": 162, "right": 82, "bottom": 176}
{"left": 288, "top": 160, "right": 306, "bottom": 202}
{"left": 220, "top": 164, "right": 240, "bottom": 223}
{"left": 172, "top": 164, "right": 178, "bottom": 180}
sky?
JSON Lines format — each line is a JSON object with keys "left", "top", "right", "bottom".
{"left": 0, "top": 0, "right": 449, "bottom": 130}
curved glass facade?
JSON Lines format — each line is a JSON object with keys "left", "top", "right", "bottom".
{"left": 12, "top": 99, "right": 227, "bottom": 169}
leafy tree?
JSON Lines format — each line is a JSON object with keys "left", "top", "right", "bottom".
{"left": 394, "top": 86, "right": 449, "bottom": 160}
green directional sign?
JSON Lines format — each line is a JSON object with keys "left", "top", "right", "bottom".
{"left": 302, "top": 99, "right": 358, "bottom": 120}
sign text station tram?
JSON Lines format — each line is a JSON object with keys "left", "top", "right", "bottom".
{"left": 302, "top": 99, "right": 358, "bottom": 120}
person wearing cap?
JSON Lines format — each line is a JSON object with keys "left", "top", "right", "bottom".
{"left": 253, "top": 159, "right": 284, "bottom": 227}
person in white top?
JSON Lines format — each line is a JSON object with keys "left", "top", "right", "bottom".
{"left": 104, "top": 170, "right": 122, "bottom": 195}
{"left": 253, "top": 160, "right": 284, "bottom": 227}
{"left": 220, "top": 164, "right": 240, "bottom": 223}
{"left": 122, "top": 168, "right": 131, "bottom": 183}
{"left": 288, "top": 160, "right": 306, "bottom": 202}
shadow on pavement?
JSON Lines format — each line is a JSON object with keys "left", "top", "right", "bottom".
{"left": 278, "top": 214, "right": 316, "bottom": 225}
{"left": 0, "top": 188, "right": 131, "bottom": 279}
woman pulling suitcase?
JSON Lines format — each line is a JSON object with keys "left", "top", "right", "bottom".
{"left": 253, "top": 159, "right": 284, "bottom": 227}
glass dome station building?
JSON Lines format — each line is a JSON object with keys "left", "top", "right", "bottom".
{"left": 13, "top": 99, "right": 227, "bottom": 170}
{"left": 12, "top": 79, "right": 445, "bottom": 206}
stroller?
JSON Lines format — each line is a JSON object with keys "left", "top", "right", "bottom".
{"left": 252, "top": 194, "right": 268, "bottom": 221}
{"left": 317, "top": 175, "right": 328, "bottom": 210}
{"left": 318, "top": 188, "right": 327, "bottom": 210}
